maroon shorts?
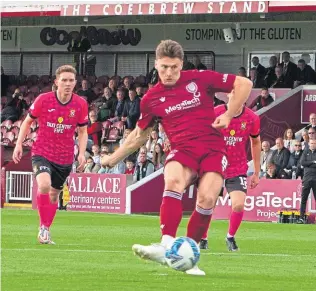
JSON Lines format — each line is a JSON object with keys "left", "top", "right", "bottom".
{"left": 164, "top": 148, "right": 227, "bottom": 178}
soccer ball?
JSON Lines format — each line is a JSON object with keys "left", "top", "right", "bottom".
{"left": 165, "top": 236, "right": 200, "bottom": 272}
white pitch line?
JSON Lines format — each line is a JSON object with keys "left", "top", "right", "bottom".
{"left": 2, "top": 248, "right": 315, "bottom": 258}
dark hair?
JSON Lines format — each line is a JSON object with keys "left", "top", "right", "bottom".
{"left": 156, "top": 40, "right": 184, "bottom": 60}
{"left": 298, "top": 59, "right": 306, "bottom": 64}
{"left": 283, "top": 51, "right": 290, "bottom": 55}
{"left": 261, "top": 87, "right": 269, "bottom": 91}
{"left": 239, "top": 67, "right": 246, "bottom": 72}
{"left": 252, "top": 56, "right": 259, "bottom": 60}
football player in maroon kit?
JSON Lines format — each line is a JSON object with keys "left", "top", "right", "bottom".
{"left": 200, "top": 91, "right": 261, "bottom": 251}
{"left": 102, "top": 40, "right": 252, "bottom": 275}
{"left": 12, "top": 65, "right": 88, "bottom": 244}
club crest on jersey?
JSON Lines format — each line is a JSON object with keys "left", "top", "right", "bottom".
{"left": 160, "top": 97, "right": 166, "bottom": 102}
{"left": 186, "top": 82, "right": 198, "bottom": 94}
{"left": 230, "top": 129, "right": 236, "bottom": 136}
{"left": 241, "top": 122, "right": 247, "bottom": 130}
{"left": 69, "top": 109, "right": 76, "bottom": 117}
{"left": 58, "top": 117, "right": 64, "bottom": 124}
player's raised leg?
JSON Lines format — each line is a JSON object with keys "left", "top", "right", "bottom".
{"left": 132, "top": 160, "right": 196, "bottom": 264}
{"left": 226, "top": 189, "right": 246, "bottom": 251}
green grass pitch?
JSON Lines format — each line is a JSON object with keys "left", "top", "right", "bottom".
{"left": 1, "top": 210, "right": 315, "bottom": 291}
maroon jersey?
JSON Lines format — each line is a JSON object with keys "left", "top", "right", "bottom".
{"left": 214, "top": 105, "right": 260, "bottom": 179}
{"left": 29, "top": 92, "right": 88, "bottom": 165}
{"left": 137, "top": 70, "right": 235, "bottom": 155}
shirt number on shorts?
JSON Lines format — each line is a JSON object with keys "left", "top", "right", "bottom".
{"left": 239, "top": 177, "right": 247, "bottom": 190}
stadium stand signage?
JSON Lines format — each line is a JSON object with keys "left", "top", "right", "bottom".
{"left": 40, "top": 26, "right": 142, "bottom": 46}
{"left": 301, "top": 88, "right": 316, "bottom": 123}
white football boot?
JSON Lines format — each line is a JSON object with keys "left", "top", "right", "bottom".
{"left": 185, "top": 265, "right": 206, "bottom": 276}
{"left": 38, "top": 226, "right": 55, "bottom": 245}
{"left": 132, "top": 243, "right": 167, "bottom": 265}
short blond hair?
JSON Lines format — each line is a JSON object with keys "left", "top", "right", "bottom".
{"left": 55, "top": 65, "right": 77, "bottom": 78}
{"left": 156, "top": 40, "right": 184, "bottom": 60}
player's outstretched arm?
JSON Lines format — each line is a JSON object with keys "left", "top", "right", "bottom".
{"left": 250, "top": 136, "right": 261, "bottom": 189}
{"left": 226, "top": 76, "right": 253, "bottom": 118}
{"left": 12, "top": 115, "right": 34, "bottom": 163}
{"left": 101, "top": 126, "right": 152, "bottom": 168}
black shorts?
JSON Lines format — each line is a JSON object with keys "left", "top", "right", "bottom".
{"left": 32, "top": 155, "right": 72, "bottom": 190}
{"left": 219, "top": 175, "right": 248, "bottom": 196}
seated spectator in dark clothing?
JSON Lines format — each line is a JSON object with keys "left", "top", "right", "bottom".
{"left": 279, "top": 51, "right": 297, "bottom": 88}
{"left": 270, "top": 138, "right": 290, "bottom": 178}
{"left": 1, "top": 89, "right": 28, "bottom": 122}
{"left": 133, "top": 152, "right": 155, "bottom": 183}
{"left": 122, "top": 89, "right": 140, "bottom": 129}
{"left": 264, "top": 56, "right": 277, "bottom": 88}
{"left": 87, "top": 109, "right": 102, "bottom": 146}
{"left": 214, "top": 95, "right": 226, "bottom": 107}
{"left": 270, "top": 65, "right": 291, "bottom": 88}
{"left": 1, "top": 66, "right": 10, "bottom": 97}
{"left": 303, "top": 127, "right": 316, "bottom": 152}
{"left": 108, "top": 79, "right": 118, "bottom": 96}
{"left": 110, "top": 89, "right": 126, "bottom": 122}
{"left": 251, "top": 56, "right": 266, "bottom": 84}
{"left": 94, "top": 87, "right": 115, "bottom": 121}
{"left": 193, "top": 55, "right": 207, "bottom": 70}
{"left": 294, "top": 59, "right": 316, "bottom": 87}
{"left": 283, "top": 140, "right": 304, "bottom": 179}
{"left": 122, "top": 76, "right": 133, "bottom": 91}
{"left": 249, "top": 88, "right": 274, "bottom": 111}
{"left": 135, "top": 84, "right": 144, "bottom": 98}
{"left": 249, "top": 68, "right": 264, "bottom": 88}
{"left": 265, "top": 162, "right": 278, "bottom": 179}
{"left": 304, "top": 113, "right": 316, "bottom": 132}
{"left": 237, "top": 67, "right": 247, "bottom": 78}
{"left": 77, "top": 79, "right": 97, "bottom": 104}
{"left": 182, "top": 55, "right": 195, "bottom": 71}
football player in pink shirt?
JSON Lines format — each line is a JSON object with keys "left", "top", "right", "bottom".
{"left": 200, "top": 91, "right": 261, "bottom": 251}
{"left": 102, "top": 40, "right": 252, "bottom": 275}
{"left": 13, "top": 65, "right": 88, "bottom": 244}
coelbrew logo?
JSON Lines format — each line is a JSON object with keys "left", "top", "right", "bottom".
{"left": 165, "top": 82, "right": 201, "bottom": 114}
{"left": 217, "top": 191, "right": 302, "bottom": 219}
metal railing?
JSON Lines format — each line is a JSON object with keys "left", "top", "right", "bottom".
{"left": 6, "top": 171, "right": 33, "bottom": 202}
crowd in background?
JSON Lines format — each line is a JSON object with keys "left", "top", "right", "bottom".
{"left": 1, "top": 51, "right": 316, "bottom": 183}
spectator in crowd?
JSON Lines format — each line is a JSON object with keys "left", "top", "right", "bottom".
{"left": 101, "top": 144, "right": 110, "bottom": 154}
{"left": 94, "top": 87, "right": 115, "bottom": 121}
{"left": 135, "top": 84, "right": 144, "bottom": 98}
{"left": 99, "top": 147, "right": 126, "bottom": 174}
{"left": 279, "top": 51, "right": 297, "bottom": 88}
{"left": 301, "top": 53, "right": 312, "bottom": 65}
{"left": 301, "top": 129, "right": 309, "bottom": 150}
{"left": 87, "top": 109, "right": 102, "bottom": 146}
{"left": 91, "top": 144, "right": 101, "bottom": 165}
{"left": 248, "top": 87, "right": 274, "bottom": 111}
{"left": 84, "top": 156, "right": 101, "bottom": 173}
{"left": 158, "top": 122, "right": 167, "bottom": 142}
{"left": 125, "top": 157, "right": 135, "bottom": 175}
{"left": 249, "top": 68, "right": 264, "bottom": 88}
{"left": 107, "top": 79, "right": 117, "bottom": 96}
{"left": 122, "top": 88, "right": 141, "bottom": 129}
{"left": 152, "top": 143, "right": 165, "bottom": 170}
{"left": 137, "top": 145, "right": 148, "bottom": 163}
{"left": 77, "top": 79, "right": 97, "bottom": 104}
{"left": 264, "top": 56, "right": 278, "bottom": 88}
{"left": 260, "top": 140, "right": 273, "bottom": 177}
{"left": 110, "top": 89, "right": 126, "bottom": 122}
{"left": 283, "top": 128, "right": 296, "bottom": 153}
{"left": 163, "top": 138, "right": 171, "bottom": 157}
{"left": 284, "top": 140, "right": 304, "bottom": 179}
{"left": 133, "top": 151, "right": 155, "bottom": 183}
{"left": 119, "top": 128, "right": 132, "bottom": 147}
{"left": 270, "top": 65, "right": 291, "bottom": 88}
{"left": 297, "top": 139, "right": 316, "bottom": 224}
{"left": 146, "top": 129, "right": 163, "bottom": 159}
{"left": 304, "top": 113, "right": 316, "bottom": 131}
{"left": 270, "top": 138, "right": 290, "bottom": 178}
{"left": 192, "top": 55, "right": 207, "bottom": 70}
{"left": 265, "top": 162, "right": 277, "bottom": 179}
{"left": 182, "top": 55, "right": 195, "bottom": 71}
{"left": 1, "top": 88, "right": 28, "bottom": 122}
{"left": 294, "top": 59, "right": 316, "bottom": 87}
{"left": 123, "top": 76, "right": 133, "bottom": 91}
{"left": 1, "top": 66, "right": 10, "bottom": 97}
{"left": 303, "top": 127, "right": 316, "bottom": 152}
{"left": 214, "top": 95, "right": 226, "bottom": 107}
{"left": 251, "top": 56, "right": 266, "bottom": 84}
{"left": 147, "top": 67, "right": 159, "bottom": 85}
{"left": 237, "top": 67, "right": 247, "bottom": 78}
